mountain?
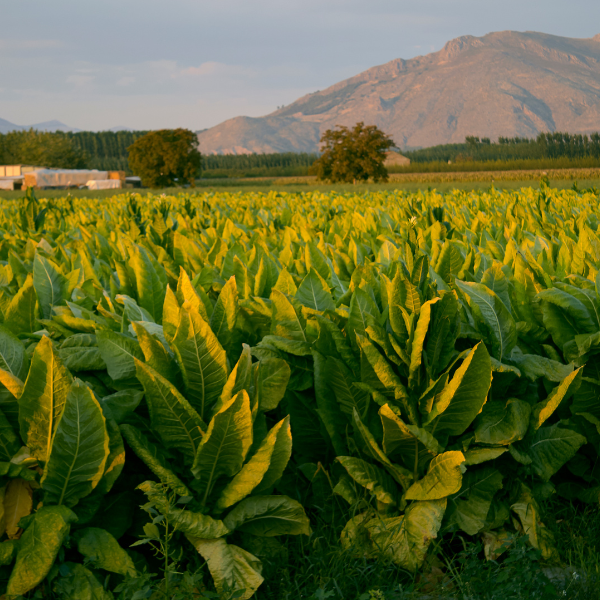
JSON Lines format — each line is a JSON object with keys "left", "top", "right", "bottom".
{"left": 197, "top": 31, "right": 600, "bottom": 154}
{"left": 28, "top": 120, "right": 80, "bottom": 133}
{"left": 0, "top": 120, "right": 129, "bottom": 133}
{"left": 0, "top": 118, "right": 23, "bottom": 134}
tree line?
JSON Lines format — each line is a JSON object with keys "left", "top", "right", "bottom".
{"left": 0, "top": 130, "right": 148, "bottom": 172}
{"left": 3, "top": 128, "right": 600, "bottom": 179}
{"left": 404, "top": 132, "right": 600, "bottom": 163}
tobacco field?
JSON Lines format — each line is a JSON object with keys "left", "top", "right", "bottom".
{"left": 0, "top": 187, "right": 598, "bottom": 599}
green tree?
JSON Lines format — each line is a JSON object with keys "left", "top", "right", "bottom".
{"left": 128, "top": 129, "right": 201, "bottom": 188}
{"left": 311, "top": 122, "right": 395, "bottom": 183}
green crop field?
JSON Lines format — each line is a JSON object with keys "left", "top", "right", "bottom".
{"left": 0, "top": 186, "right": 598, "bottom": 599}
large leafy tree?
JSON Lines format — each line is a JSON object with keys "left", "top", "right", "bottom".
{"left": 312, "top": 122, "right": 395, "bottom": 183}
{"left": 128, "top": 128, "right": 201, "bottom": 188}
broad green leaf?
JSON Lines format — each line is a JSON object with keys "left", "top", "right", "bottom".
{"left": 216, "top": 416, "right": 291, "bottom": 510}
{"left": 464, "top": 447, "right": 508, "bottom": 465}
{"left": 295, "top": 268, "right": 335, "bottom": 311}
{"left": 130, "top": 244, "right": 167, "bottom": 322}
{"left": 357, "top": 334, "right": 403, "bottom": 390}
{"left": 408, "top": 298, "right": 438, "bottom": 390}
{"left": 336, "top": 456, "right": 398, "bottom": 506}
{"left": 405, "top": 451, "right": 466, "bottom": 500}
{"left": 75, "top": 527, "right": 136, "bottom": 575}
{"left": 313, "top": 351, "right": 347, "bottom": 455}
{"left": 58, "top": 334, "right": 106, "bottom": 372}
{"left": 270, "top": 289, "right": 307, "bottom": 342}
{"left": 425, "top": 291, "right": 460, "bottom": 378}
{"left": 305, "top": 242, "right": 330, "bottom": 281}
{"left": 132, "top": 321, "right": 177, "bottom": 382}
{"left": 352, "top": 408, "right": 412, "bottom": 489}
{"left": 0, "top": 408, "right": 20, "bottom": 462}
{"left": 418, "top": 371, "right": 449, "bottom": 417}
{"left": 0, "top": 539, "right": 18, "bottom": 565}
{"left": 0, "top": 325, "right": 28, "bottom": 425}
{"left": 508, "top": 348, "right": 573, "bottom": 382}
{"left": 0, "top": 325, "right": 27, "bottom": 385}
{"left": 366, "top": 498, "right": 446, "bottom": 571}
{"left": 388, "top": 272, "right": 412, "bottom": 341}
{"left": 511, "top": 483, "right": 558, "bottom": 560}
{"left": 379, "top": 404, "right": 441, "bottom": 473}
{"left": 0, "top": 369, "right": 23, "bottom": 401}
{"left": 234, "top": 255, "right": 254, "bottom": 300}
{"left": 192, "top": 391, "right": 253, "bottom": 503}
{"left": 100, "top": 389, "right": 143, "bottom": 424}
{"left": 210, "top": 276, "right": 239, "bottom": 353}
{"left": 140, "top": 480, "right": 230, "bottom": 538}
{"left": 172, "top": 302, "right": 228, "bottom": 420}
{"left": 256, "top": 357, "right": 290, "bottom": 412}
{"left": 326, "top": 356, "right": 369, "bottom": 417}
{"left": 223, "top": 495, "right": 310, "bottom": 536}
{"left": 116, "top": 294, "right": 155, "bottom": 323}
{"left": 41, "top": 380, "right": 110, "bottom": 507}
{"left": 314, "top": 313, "right": 359, "bottom": 372}
{"left": 54, "top": 562, "right": 113, "bottom": 600}
{"left": 4, "top": 274, "right": 39, "bottom": 335}
{"left": 6, "top": 505, "right": 77, "bottom": 597}
{"left": 4, "top": 477, "right": 32, "bottom": 539}
{"left": 528, "top": 424, "right": 587, "bottom": 481}
{"left": 95, "top": 411, "right": 125, "bottom": 495}
{"left": 456, "top": 280, "right": 516, "bottom": 360}
{"left": 252, "top": 415, "right": 293, "bottom": 495}
{"left": 33, "top": 253, "right": 69, "bottom": 319}
{"left": 214, "top": 345, "right": 253, "bottom": 417}
{"left": 256, "top": 334, "right": 311, "bottom": 357}
{"left": 537, "top": 288, "right": 596, "bottom": 348}
{"left": 446, "top": 467, "right": 504, "bottom": 535}
{"left": 96, "top": 330, "right": 143, "bottom": 381}
{"left": 135, "top": 359, "right": 205, "bottom": 460}
{"left": 474, "top": 399, "right": 531, "bottom": 445}
{"left": 273, "top": 268, "right": 297, "bottom": 296}
{"left": 346, "top": 287, "right": 379, "bottom": 348}
{"left": 162, "top": 286, "right": 180, "bottom": 344}
{"left": 530, "top": 368, "right": 582, "bottom": 431}
{"left": 18, "top": 336, "right": 72, "bottom": 464}
{"left": 119, "top": 424, "right": 190, "bottom": 496}
{"left": 176, "top": 267, "right": 208, "bottom": 321}
{"left": 426, "top": 342, "right": 492, "bottom": 436}
{"left": 188, "top": 537, "right": 264, "bottom": 600}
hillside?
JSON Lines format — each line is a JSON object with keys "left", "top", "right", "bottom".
{"left": 197, "top": 30, "right": 600, "bottom": 154}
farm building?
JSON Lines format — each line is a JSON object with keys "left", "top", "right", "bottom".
{"left": 0, "top": 165, "right": 127, "bottom": 190}
{"left": 0, "top": 165, "right": 44, "bottom": 190}
{"left": 23, "top": 169, "right": 125, "bottom": 189}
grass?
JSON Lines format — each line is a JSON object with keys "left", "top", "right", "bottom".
{"left": 54, "top": 491, "right": 597, "bottom": 600}
{"left": 249, "top": 496, "right": 600, "bottom": 600}
{"left": 122, "top": 465, "right": 599, "bottom": 600}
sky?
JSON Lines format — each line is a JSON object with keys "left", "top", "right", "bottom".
{"left": 2, "top": 0, "right": 600, "bottom": 132}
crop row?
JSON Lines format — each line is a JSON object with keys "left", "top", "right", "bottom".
{"left": 0, "top": 187, "right": 598, "bottom": 597}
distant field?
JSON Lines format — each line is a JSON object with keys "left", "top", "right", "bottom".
{"left": 2, "top": 166, "right": 600, "bottom": 200}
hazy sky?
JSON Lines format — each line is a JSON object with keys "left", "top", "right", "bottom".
{"left": 2, "top": 0, "right": 599, "bottom": 131}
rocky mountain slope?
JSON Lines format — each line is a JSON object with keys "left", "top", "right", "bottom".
{"left": 197, "top": 30, "right": 600, "bottom": 154}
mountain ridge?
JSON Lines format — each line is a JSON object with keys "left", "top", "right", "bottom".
{"left": 0, "top": 120, "right": 132, "bottom": 135}
{"left": 196, "top": 30, "right": 600, "bottom": 154}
